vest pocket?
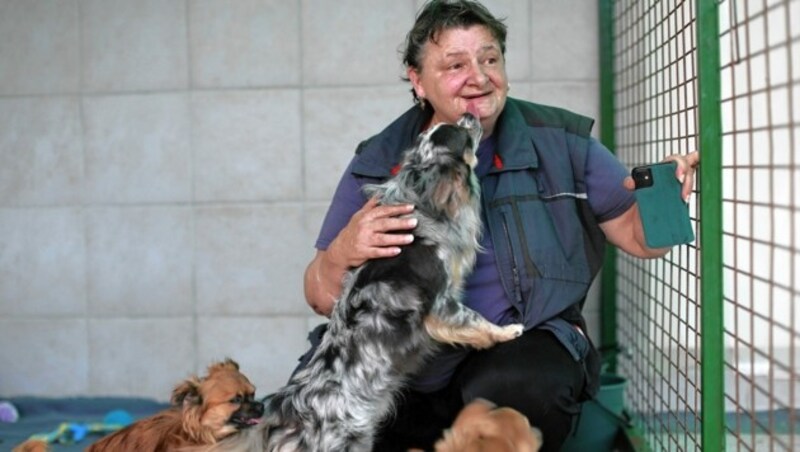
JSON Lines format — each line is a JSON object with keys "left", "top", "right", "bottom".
{"left": 485, "top": 169, "right": 595, "bottom": 325}
{"left": 492, "top": 194, "right": 592, "bottom": 286}
{"left": 539, "top": 317, "right": 590, "bottom": 361}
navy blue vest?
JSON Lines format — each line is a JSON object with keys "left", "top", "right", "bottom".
{"left": 351, "top": 97, "right": 604, "bottom": 397}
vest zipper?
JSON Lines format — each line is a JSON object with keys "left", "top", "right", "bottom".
{"left": 500, "top": 214, "right": 524, "bottom": 305}
{"left": 510, "top": 197, "right": 541, "bottom": 278}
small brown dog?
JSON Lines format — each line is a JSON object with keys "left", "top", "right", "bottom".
{"left": 432, "top": 399, "right": 542, "bottom": 452}
{"left": 86, "top": 358, "right": 263, "bottom": 451}
{"left": 11, "top": 439, "right": 49, "bottom": 452}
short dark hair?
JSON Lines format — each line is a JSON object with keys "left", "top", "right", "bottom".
{"left": 401, "top": 0, "right": 507, "bottom": 104}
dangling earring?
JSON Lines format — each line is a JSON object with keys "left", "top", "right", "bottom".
{"left": 419, "top": 97, "right": 427, "bottom": 110}
{"left": 507, "top": 84, "right": 511, "bottom": 92}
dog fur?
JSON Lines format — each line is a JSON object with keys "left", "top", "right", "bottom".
{"left": 204, "top": 113, "right": 523, "bottom": 452}
{"left": 11, "top": 439, "right": 50, "bottom": 452}
{"left": 86, "top": 359, "right": 263, "bottom": 451}
{"left": 432, "top": 399, "right": 542, "bottom": 452}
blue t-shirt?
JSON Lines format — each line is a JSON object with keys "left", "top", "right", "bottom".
{"left": 315, "top": 134, "right": 634, "bottom": 390}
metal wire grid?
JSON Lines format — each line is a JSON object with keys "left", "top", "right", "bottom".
{"left": 612, "top": 0, "right": 704, "bottom": 450}
{"left": 609, "top": 0, "right": 800, "bottom": 450}
{"left": 719, "top": 0, "right": 799, "bottom": 450}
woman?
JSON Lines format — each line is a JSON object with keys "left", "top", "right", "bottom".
{"left": 302, "top": 1, "right": 698, "bottom": 450}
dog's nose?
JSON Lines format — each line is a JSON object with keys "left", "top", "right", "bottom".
{"left": 457, "top": 112, "right": 482, "bottom": 131}
{"left": 252, "top": 401, "right": 265, "bottom": 416}
{"left": 461, "top": 112, "right": 477, "bottom": 124}
{"left": 457, "top": 113, "right": 483, "bottom": 151}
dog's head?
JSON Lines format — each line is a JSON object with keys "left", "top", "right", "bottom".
{"left": 413, "top": 112, "right": 482, "bottom": 170}
{"left": 434, "top": 399, "right": 542, "bottom": 452}
{"left": 377, "top": 112, "right": 483, "bottom": 220}
{"left": 171, "top": 358, "right": 264, "bottom": 442}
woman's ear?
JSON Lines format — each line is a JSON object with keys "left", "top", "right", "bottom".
{"left": 407, "top": 67, "right": 425, "bottom": 99}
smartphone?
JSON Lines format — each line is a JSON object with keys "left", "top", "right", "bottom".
{"left": 631, "top": 161, "right": 695, "bottom": 248}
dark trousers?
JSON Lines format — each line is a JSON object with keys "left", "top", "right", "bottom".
{"left": 371, "top": 329, "right": 586, "bottom": 452}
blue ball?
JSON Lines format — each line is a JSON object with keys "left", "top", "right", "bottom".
{"left": 103, "top": 409, "right": 133, "bottom": 426}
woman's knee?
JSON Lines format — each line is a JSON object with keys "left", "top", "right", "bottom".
{"left": 461, "top": 365, "right": 581, "bottom": 417}
{"left": 455, "top": 330, "right": 586, "bottom": 418}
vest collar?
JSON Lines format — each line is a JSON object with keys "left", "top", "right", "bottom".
{"left": 351, "top": 105, "right": 432, "bottom": 178}
{"left": 490, "top": 98, "right": 539, "bottom": 173}
{"left": 351, "top": 97, "right": 539, "bottom": 178}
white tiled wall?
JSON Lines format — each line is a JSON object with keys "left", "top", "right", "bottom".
{"left": 0, "top": 0, "right": 600, "bottom": 401}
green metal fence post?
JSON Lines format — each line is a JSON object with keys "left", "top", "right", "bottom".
{"left": 598, "top": 0, "right": 618, "bottom": 374}
{"left": 696, "top": 0, "right": 725, "bottom": 450}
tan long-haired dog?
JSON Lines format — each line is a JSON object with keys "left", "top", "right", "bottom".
{"left": 11, "top": 439, "right": 49, "bottom": 452}
{"left": 433, "top": 399, "right": 542, "bottom": 452}
{"left": 86, "top": 359, "right": 263, "bottom": 451}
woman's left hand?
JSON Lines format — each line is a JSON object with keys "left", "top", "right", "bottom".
{"left": 623, "top": 151, "right": 700, "bottom": 201}
{"left": 663, "top": 151, "right": 700, "bottom": 201}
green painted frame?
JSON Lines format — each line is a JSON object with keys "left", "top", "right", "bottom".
{"left": 597, "top": 0, "right": 725, "bottom": 449}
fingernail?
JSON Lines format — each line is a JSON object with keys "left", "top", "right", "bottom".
{"left": 678, "top": 173, "right": 686, "bottom": 184}
{"left": 406, "top": 204, "right": 415, "bottom": 211}
{"left": 409, "top": 218, "right": 418, "bottom": 228}
{"left": 405, "top": 234, "right": 415, "bottom": 243}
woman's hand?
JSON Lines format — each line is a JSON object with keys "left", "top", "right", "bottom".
{"left": 327, "top": 197, "right": 417, "bottom": 269}
{"left": 611, "top": 151, "right": 700, "bottom": 259}
{"left": 623, "top": 151, "right": 700, "bottom": 201}
{"left": 303, "top": 197, "right": 417, "bottom": 316}
{"left": 663, "top": 151, "right": 700, "bottom": 201}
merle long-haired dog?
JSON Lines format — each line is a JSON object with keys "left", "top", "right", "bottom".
{"left": 204, "top": 113, "right": 523, "bottom": 452}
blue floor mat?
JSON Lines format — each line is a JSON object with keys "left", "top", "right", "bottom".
{"left": 0, "top": 396, "right": 169, "bottom": 451}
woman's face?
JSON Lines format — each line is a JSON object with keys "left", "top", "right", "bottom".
{"left": 408, "top": 25, "right": 509, "bottom": 137}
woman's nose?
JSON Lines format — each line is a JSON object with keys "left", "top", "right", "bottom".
{"left": 467, "top": 62, "right": 489, "bottom": 85}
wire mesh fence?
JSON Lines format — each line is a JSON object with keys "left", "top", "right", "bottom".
{"left": 719, "top": 0, "right": 799, "bottom": 450}
{"left": 611, "top": 1, "right": 705, "bottom": 450}
{"left": 604, "top": 0, "right": 799, "bottom": 450}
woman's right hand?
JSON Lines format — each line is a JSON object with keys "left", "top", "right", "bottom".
{"left": 303, "top": 197, "right": 417, "bottom": 316}
{"left": 327, "top": 197, "right": 417, "bottom": 269}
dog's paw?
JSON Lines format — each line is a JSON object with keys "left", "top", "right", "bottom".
{"left": 531, "top": 425, "right": 544, "bottom": 450}
{"left": 493, "top": 323, "right": 524, "bottom": 342}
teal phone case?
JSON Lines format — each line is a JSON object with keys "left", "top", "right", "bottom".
{"left": 632, "top": 161, "right": 695, "bottom": 248}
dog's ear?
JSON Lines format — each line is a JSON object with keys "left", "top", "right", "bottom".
{"left": 432, "top": 168, "right": 470, "bottom": 219}
{"left": 222, "top": 357, "right": 240, "bottom": 370}
{"left": 207, "top": 358, "right": 240, "bottom": 376}
{"left": 171, "top": 376, "right": 203, "bottom": 407}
